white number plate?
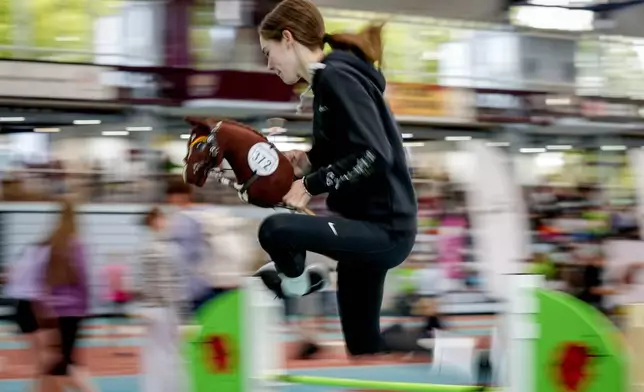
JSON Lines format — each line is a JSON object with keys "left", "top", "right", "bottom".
{"left": 248, "top": 142, "right": 279, "bottom": 176}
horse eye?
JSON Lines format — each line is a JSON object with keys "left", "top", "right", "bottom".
{"left": 195, "top": 142, "right": 207, "bottom": 152}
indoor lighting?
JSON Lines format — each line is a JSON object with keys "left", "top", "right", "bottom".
{"left": 520, "top": 148, "right": 546, "bottom": 153}
{"left": 486, "top": 142, "right": 510, "bottom": 147}
{"left": 600, "top": 145, "right": 627, "bottom": 151}
{"left": 126, "top": 126, "right": 153, "bottom": 131}
{"left": 34, "top": 128, "right": 60, "bottom": 133}
{"left": 74, "top": 120, "right": 101, "bottom": 125}
{"left": 403, "top": 142, "right": 425, "bottom": 148}
{"left": 546, "top": 145, "right": 573, "bottom": 150}
{"left": 545, "top": 97, "right": 572, "bottom": 106}
{"left": 102, "top": 131, "right": 129, "bottom": 136}
{"left": 402, "top": 133, "right": 414, "bottom": 139}
{"left": 180, "top": 134, "right": 191, "bottom": 139}
{"left": 0, "top": 117, "right": 25, "bottom": 122}
{"left": 445, "top": 136, "right": 472, "bottom": 141}
{"left": 512, "top": 2, "right": 595, "bottom": 31}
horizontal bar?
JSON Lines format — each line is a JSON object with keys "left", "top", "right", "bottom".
{"left": 267, "top": 373, "right": 490, "bottom": 391}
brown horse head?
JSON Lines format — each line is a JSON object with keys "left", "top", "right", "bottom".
{"left": 183, "top": 117, "right": 295, "bottom": 208}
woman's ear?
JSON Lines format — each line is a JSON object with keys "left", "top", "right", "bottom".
{"left": 282, "top": 29, "right": 294, "bottom": 45}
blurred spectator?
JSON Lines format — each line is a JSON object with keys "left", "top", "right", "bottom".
{"left": 610, "top": 206, "right": 638, "bottom": 238}
{"left": 577, "top": 249, "right": 616, "bottom": 312}
{"left": 165, "top": 178, "right": 217, "bottom": 313}
{"left": 100, "top": 254, "right": 134, "bottom": 356}
{"left": 37, "top": 199, "right": 97, "bottom": 392}
{"left": 137, "top": 207, "right": 188, "bottom": 392}
{"left": 2, "top": 244, "right": 51, "bottom": 392}
{"left": 528, "top": 252, "right": 556, "bottom": 280}
{"left": 381, "top": 297, "right": 443, "bottom": 354}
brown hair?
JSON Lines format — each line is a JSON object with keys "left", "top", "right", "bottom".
{"left": 142, "top": 207, "right": 163, "bottom": 228}
{"left": 43, "top": 199, "right": 79, "bottom": 287}
{"left": 259, "top": 0, "right": 385, "bottom": 66}
{"left": 166, "top": 177, "right": 193, "bottom": 197}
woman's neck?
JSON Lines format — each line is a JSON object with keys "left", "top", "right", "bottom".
{"left": 299, "top": 49, "right": 326, "bottom": 83}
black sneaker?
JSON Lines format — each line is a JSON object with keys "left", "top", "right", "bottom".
{"left": 254, "top": 262, "right": 284, "bottom": 299}
{"left": 253, "top": 263, "right": 329, "bottom": 299}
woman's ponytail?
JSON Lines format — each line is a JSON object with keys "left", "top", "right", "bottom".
{"left": 324, "top": 21, "right": 385, "bottom": 67}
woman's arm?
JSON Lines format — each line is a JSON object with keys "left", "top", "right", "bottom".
{"left": 303, "top": 66, "right": 393, "bottom": 196}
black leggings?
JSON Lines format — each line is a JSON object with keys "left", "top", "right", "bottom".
{"left": 48, "top": 317, "right": 82, "bottom": 376}
{"left": 258, "top": 213, "right": 415, "bottom": 356}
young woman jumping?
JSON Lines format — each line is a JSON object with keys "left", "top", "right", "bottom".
{"left": 255, "top": 0, "right": 418, "bottom": 357}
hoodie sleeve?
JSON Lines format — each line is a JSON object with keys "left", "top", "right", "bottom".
{"left": 303, "top": 65, "right": 393, "bottom": 196}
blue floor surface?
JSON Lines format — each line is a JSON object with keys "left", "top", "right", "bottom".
{"left": 0, "top": 364, "right": 477, "bottom": 392}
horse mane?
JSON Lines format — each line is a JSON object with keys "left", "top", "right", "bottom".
{"left": 222, "top": 119, "right": 269, "bottom": 141}
{"left": 189, "top": 117, "right": 268, "bottom": 141}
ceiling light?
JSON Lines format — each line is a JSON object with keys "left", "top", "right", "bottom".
{"left": 402, "top": 133, "right": 414, "bottom": 139}
{"left": 600, "top": 145, "right": 626, "bottom": 151}
{"left": 545, "top": 97, "right": 571, "bottom": 106}
{"left": 102, "top": 131, "right": 129, "bottom": 136}
{"left": 403, "top": 142, "right": 425, "bottom": 148}
{"left": 520, "top": 148, "right": 546, "bottom": 153}
{"left": 0, "top": 117, "right": 25, "bottom": 122}
{"left": 486, "top": 142, "right": 510, "bottom": 147}
{"left": 34, "top": 128, "right": 60, "bottom": 133}
{"left": 180, "top": 134, "right": 191, "bottom": 139}
{"left": 445, "top": 136, "right": 472, "bottom": 141}
{"left": 74, "top": 120, "right": 101, "bottom": 125}
{"left": 126, "top": 126, "right": 153, "bottom": 131}
{"left": 546, "top": 145, "right": 572, "bottom": 150}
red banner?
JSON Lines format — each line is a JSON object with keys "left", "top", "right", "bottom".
{"left": 106, "top": 66, "right": 299, "bottom": 105}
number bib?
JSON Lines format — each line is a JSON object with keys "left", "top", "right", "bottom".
{"left": 247, "top": 142, "right": 279, "bottom": 176}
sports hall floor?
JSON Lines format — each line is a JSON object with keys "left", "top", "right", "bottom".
{"left": 0, "top": 315, "right": 494, "bottom": 391}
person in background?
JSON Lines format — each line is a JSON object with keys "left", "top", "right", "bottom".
{"left": 38, "top": 199, "right": 97, "bottom": 392}
{"left": 414, "top": 297, "right": 443, "bottom": 340}
{"left": 528, "top": 252, "right": 557, "bottom": 280}
{"left": 577, "top": 247, "right": 616, "bottom": 312}
{"left": 100, "top": 254, "right": 133, "bottom": 356}
{"left": 380, "top": 296, "right": 443, "bottom": 354}
{"left": 2, "top": 245, "right": 52, "bottom": 392}
{"left": 165, "top": 179, "right": 218, "bottom": 313}
{"left": 137, "top": 207, "right": 188, "bottom": 392}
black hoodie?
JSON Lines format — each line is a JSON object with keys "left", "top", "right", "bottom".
{"left": 302, "top": 50, "right": 418, "bottom": 232}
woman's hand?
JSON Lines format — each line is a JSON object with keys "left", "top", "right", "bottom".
{"left": 283, "top": 150, "right": 311, "bottom": 178}
{"left": 283, "top": 179, "right": 311, "bottom": 210}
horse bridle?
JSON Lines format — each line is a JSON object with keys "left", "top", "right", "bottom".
{"left": 188, "top": 121, "right": 310, "bottom": 214}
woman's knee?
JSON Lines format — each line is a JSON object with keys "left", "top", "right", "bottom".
{"left": 257, "top": 214, "right": 295, "bottom": 249}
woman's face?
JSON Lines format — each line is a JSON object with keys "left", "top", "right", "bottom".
{"left": 259, "top": 33, "right": 301, "bottom": 85}
{"left": 151, "top": 215, "right": 166, "bottom": 232}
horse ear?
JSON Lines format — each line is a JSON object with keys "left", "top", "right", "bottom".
{"left": 185, "top": 116, "right": 207, "bottom": 127}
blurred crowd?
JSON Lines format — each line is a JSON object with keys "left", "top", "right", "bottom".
{"left": 1, "top": 148, "right": 644, "bottom": 369}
